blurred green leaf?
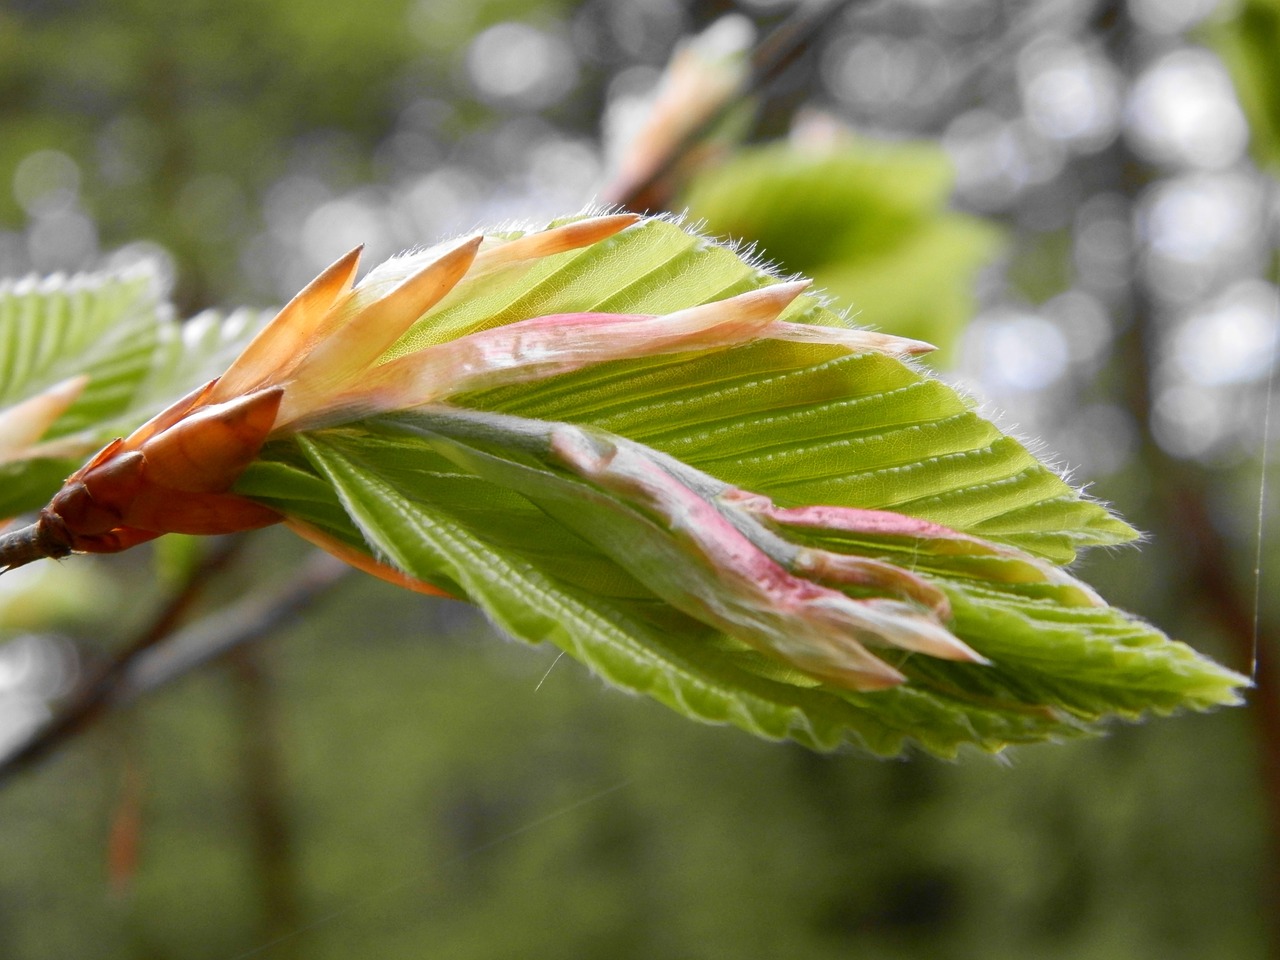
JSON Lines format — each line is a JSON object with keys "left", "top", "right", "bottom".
{"left": 1207, "top": 0, "right": 1280, "bottom": 173}
{"left": 0, "top": 267, "right": 265, "bottom": 517}
{"left": 0, "top": 267, "right": 160, "bottom": 429}
{"left": 681, "top": 139, "right": 1003, "bottom": 358}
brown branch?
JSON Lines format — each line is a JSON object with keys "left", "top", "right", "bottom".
{"left": 112, "top": 551, "right": 351, "bottom": 706}
{"left": 606, "top": 0, "right": 857, "bottom": 213}
{"left": 0, "top": 514, "right": 71, "bottom": 572}
{"left": 1089, "top": 3, "right": 1280, "bottom": 945}
{"left": 0, "top": 536, "right": 243, "bottom": 784}
{"left": 0, "top": 543, "right": 349, "bottom": 787}
{"left": 229, "top": 644, "right": 303, "bottom": 956}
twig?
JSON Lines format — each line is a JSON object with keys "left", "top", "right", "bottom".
{"left": 0, "top": 514, "right": 72, "bottom": 571}
{"left": 0, "top": 536, "right": 243, "bottom": 785}
{"left": 607, "top": 0, "right": 857, "bottom": 212}
{"left": 0, "top": 543, "right": 349, "bottom": 787}
{"left": 113, "top": 551, "right": 351, "bottom": 706}
{"left": 1091, "top": 4, "right": 1280, "bottom": 952}
{"left": 228, "top": 644, "right": 304, "bottom": 956}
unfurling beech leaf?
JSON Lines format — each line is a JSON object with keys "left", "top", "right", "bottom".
{"left": 2, "top": 214, "right": 1247, "bottom": 756}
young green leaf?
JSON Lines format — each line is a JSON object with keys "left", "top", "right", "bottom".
{"left": 227, "top": 214, "right": 1244, "bottom": 755}
{"left": 0, "top": 265, "right": 268, "bottom": 518}
{"left": 246, "top": 403, "right": 1243, "bottom": 757}
{"left": 2, "top": 214, "right": 1248, "bottom": 753}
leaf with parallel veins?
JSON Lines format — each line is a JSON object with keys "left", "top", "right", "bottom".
{"left": 0, "top": 214, "right": 1249, "bottom": 754}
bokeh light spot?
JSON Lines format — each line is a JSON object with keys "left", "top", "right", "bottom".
{"left": 1139, "top": 172, "right": 1263, "bottom": 302}
{"left": 1059, "top": 403, "right": 1138, "bottom": 477}
{"left": 1175, "top": 280, "right": 1280, "bottom": 386}
{"left": 1126, "top": 48, "right": 1248, "bottom": 169}
{"left": 466, "top": 22, "right": 578, "bottom": 110}
{"left": 965, "top": 308, "right": 1071, "bottom": 394}
{"left": 27, "top": 210, "right": 98, "bottom": 273}
{"left": 1019, "top": 40, "right": 1120, "bottom": 152}
{"left": 302, "top": 193, "right": 391, "bottom": 271}
{"left": 1152, "top": 383, "right": 1228, "bottom": 459}
{"left": 13, "top": 150, "right": 80, "bottom": 217}
{"left": 1128, "top": 0, "right": 1221, "bottom": 35}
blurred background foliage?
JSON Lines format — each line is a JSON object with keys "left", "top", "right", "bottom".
{"left": 681, "top": 137, "right": 1003, "bottom": 356}
{"left": 0, "top": 0, "right": 1277, "bottom": 958}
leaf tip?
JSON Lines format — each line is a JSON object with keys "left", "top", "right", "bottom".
{"left": 0, "top": 374, "right": 90, "bottom": 458}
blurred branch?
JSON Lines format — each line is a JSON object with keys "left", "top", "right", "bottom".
{"left": 0, "top": 546, "right": 351, "bottom": 787}
{"left": 229, "top": 644, "right": 303, "bottom": 957}
{"left": 0, "top": 536, "right": 243, "bottom": 786}
{"left": 1118, "top": 272, "right": 1280, "bottom": 959}
{"left": 1093, "top": 3, "right": 1280, "bottom": 952}
{"left": 606, "top": 0, "right": 856, "bottom": 212}
{"left": 113, "top": 551, "right": 351, "bottom": 706}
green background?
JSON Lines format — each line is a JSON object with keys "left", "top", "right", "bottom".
{"left": 0, "top": 0, "right": 1274, "bottom": 957}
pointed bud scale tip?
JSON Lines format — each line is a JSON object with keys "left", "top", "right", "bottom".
{"left": 857, "top": 599, "right": 989, "bottom": 665}
{"left": 730, "top": 279, "right": 811, "bottom": 319}
{"left": 654, "top": 280, "right": 811, "bottom": 339}
{"left": 211, "top": 245, "right": 364, "bottom": 403}
{"left": 139, "top": 386, "right": 284, "bottom": 493}
{"left": 122, "top": 379, "right": 219, "bottom": 451}
{"left": 479, "top": 214, "right": 640, "bottom": 267}
{"left": 375, "top": 235, "right": 482, "bottom": 323}
{"left": 764, "top": 321, "right": 938, "bottom": 357}
{"left": 854, "top": 671, "right": 907, "bottom": 691}
{"left": 815, "top": 650, "right": 906, "bottom": 691}
{"left": 78, "top": 436, "right": 126, "bottom": 475}
{"left": 275, "top": 237, "right": 482, "bottom": 429}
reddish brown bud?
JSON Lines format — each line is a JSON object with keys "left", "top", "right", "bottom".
{"left": 52, "top": 452, "right": 146, "bottom": 535}
{"left": 139, "top": 387, "right": 284, "bottom": 493}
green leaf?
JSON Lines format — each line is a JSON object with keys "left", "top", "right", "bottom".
{"left": 0, "top": 267, "right": 267, "bottom": 518}
{"left": 679, "top": 139, "right": 1004, "bottom": 358}
{"left": 419, "top": 217, "right": 1127, "bottom": 563}
{"left": 227, "top": 213, "right": 1245, "bottom": 755}
{"left": 1206, "top": 0, "right": 1280, "bottom": 174}
{"left": 11, "top": 213, "right": 1236, "bottom": 756}
{"left": 243, "top": 405, "right": 1242, "bottom": 757}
